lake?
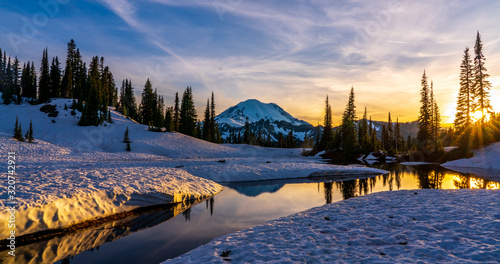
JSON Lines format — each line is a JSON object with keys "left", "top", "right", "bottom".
{"left": 8, "top": 164, "right": 499, "bottom": 264}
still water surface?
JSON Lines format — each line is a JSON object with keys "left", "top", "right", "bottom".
{"left": 17, "top": 164, "right": 500, "bottom": 264}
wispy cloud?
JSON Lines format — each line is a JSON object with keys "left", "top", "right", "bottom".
{"left": 2, "top": 0, "right": 499, "bottom": 125}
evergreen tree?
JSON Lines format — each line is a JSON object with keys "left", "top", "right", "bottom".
{"left": 358, "top": 107, "right": 369, "bottom": 153}
{"left": 454, "top": 47, "right": 474, "bottom": 151}
{"left": 120, "top": 79, "right": 137, "bottom": 120}
{"left": 278, "top": 132, "right": 284, "bottom": 148}
{"left": 2, "top": 56, "right": 14, "bottom": 104}
{"left": 341, "top": 87, "right": 357, "bottom": 160}
{"left": 61, "top": 40, "right": 76, "bottom": 98}
{"left": 433, "top": 100, "right": 441, "bottom": 148}
{"left": 243, "top": 117, "right": 251, "bottom": 144}
{"left": 417, "top": 70, "right": 432, "bottom": 145}
{"left": 126, "top": 142, "right": 131, "bottom": 151}
{"left": 286, "top": 130, "right": 297, "bottom": 148}
{"left": 381, "top": 124, "right": 388, "bottom": 151}
{"left": 472, "top": 31, "right": 493, "bottom": 125}
{"left": 173, "top": 92, "right": 180, "bottom": 131}
{"left": 25, "top": 120, "right": 34, "bottom": 143}
{"left": 39, "top": 48, "right": 51, "bottom": 102}
{"left": 123, "top": 126, "right": 131, "bottom": 143}
{"left": 203, "top": 98, "right": 211, "bottom": 141}
{"left": 369, "top": 116, "right": 378, "bottom": 151}
{"left": 164, "top": 106, "right": 174, "bottom": 132}
{"left": 318, "top": 95, "right": 333, "bottom": 150}
{"left": 140, "top": 79, "right": 154, "bottom": 126}
{"left": 79, "top": 56, "right": 101, "bottom": 126}
{"left": 12, "top": 57, "right": 21, "bottom": 104}
{"left": 30, "top": 62, "right": 37, "bottom": 99}
{"left": 210, "top": 92, "right": 219, "bottom": 142}
{"left": 49, "top": 56, "right": 61, "bottom": 98}
{"left": 387, "top": 112, "right": 393, "bottom": 150}
{"left": 21, "top": 61, "right": 37, "bottom": 100}
{"left": 13, "top": 117, "right": 24, "bottom": 142}
{"left": 394, "top": 118, "right": 401, "bottom": 152}
{"left": 195, "top": 121, "right": 202, "bottom": 139}
{"left": 178, "top": 86, "right": 197, "bottom": 136}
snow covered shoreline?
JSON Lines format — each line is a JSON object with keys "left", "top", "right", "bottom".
{"left": 0, "top": 165, "right": 223, "bottom": 239}
{"left": 442, "top": 142, "right": 500, "bottom": 181}
{"left": 165, "top": 189, "right": 500, "bottom": 263}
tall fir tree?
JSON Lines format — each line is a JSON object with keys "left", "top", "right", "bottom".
{"left": 472, "top": 31, "right": 493, "bottom": 126}
{"left": 21, "top": 61, "right": 37, "bottom": 100}
{"left": 341, "top": 87, "right": 357, "bottom": 160}
{"left": 173, "top": 92, "right": 180, "bottom": 131}
{"left": 38, "top": 48, "right": 51, "bottom": 102}
{"left": 140, "top": 79, "right": 154, "bottom": 126}
{"left": 210, "top": 92, "right": 219, "bottom": 142}
{"left": 394, "top": 118, "right": 401, "bottom": 152}
{"left": 164, "top": 106, "right": 174, "bottom": 132}
{"left": 79, "top": 56, "right": 101, "bottom": 126}
{"left": 318, "top": 95, "right": 333, "bottom": 151}
{"left": 244, "top": 117, "right": 251, "bottom": 144}
{"left": 387, "top": 112, "right": 393, "bottom": 150}
{"left": 358, "top": 107, "right": 369, "bottom": 153}
{"left": 49, "top": 56, "right": 61, "bottom": 98}
{"left": 12, "top": 57, "right": 21, "bottom": 104}
{"left": 203, "top": 98, "right": 211, "bottom": 141}
{"left": 25, "top": 120, "right": 34, "bottom": 143}
{"left": 417, "top": 70, "right": 432, "bottom": 145}
{"left": 120, "top": 79, "right": 137, "bottom": 120}
{"left": 454, "top": 47, "right": 474, "bottom": 151}
{"left": 178, "top": 86, "right": 197, "bottom": 136}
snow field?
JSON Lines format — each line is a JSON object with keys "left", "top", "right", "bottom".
{"left": 165, "top": 189, "right": 500, "bottom": 263}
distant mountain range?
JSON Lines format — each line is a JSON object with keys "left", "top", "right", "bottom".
{"left": 215, "top": 99, "right": 419, "bottom": 143}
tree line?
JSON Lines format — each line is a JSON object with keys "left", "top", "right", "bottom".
{"left": 315, "top": 87, "right": 414, "bottom": 161}
{"left": 1, "top": 39, "right": 221, "bottom": 142}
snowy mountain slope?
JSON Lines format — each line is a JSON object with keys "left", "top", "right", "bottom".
{"left": 215, "top": 99, "right": 315, "bottom": 142}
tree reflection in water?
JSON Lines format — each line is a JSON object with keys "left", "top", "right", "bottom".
{"left": 454, "top": 175, "right": 500, "bottom": 189}
{"left": 205, "top": 197, "right": 215, "bottom": 216}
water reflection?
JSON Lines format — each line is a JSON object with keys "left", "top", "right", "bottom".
{"left": 1, "top": 199, "right": 203, "bottom": 264}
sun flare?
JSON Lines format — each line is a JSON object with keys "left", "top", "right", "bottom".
{"left": 471, "top": 111, "right": 490, "bottom": 122}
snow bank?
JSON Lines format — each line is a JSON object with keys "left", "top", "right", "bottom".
{"left": 0, "top": 166, "right": 222, "bottom": 239}
{"left": 442, "top": 142, "right": 500, "bottom": 178}
{"left": 6, "top": 200, "right": 199, "bottom": 264}
{"left": 164, "top": 189, "right": 500, "bottom": 263}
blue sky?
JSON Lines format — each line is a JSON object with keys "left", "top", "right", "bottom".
{"left": 1, "top": 0, "right": 500, "bottom": 125}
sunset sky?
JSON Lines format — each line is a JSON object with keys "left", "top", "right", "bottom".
{"left": 1, "top": 0, "right": 500, "bottom": 126}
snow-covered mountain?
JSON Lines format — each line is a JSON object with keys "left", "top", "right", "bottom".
{"left": 216, "top": 99, "right": 310, "bottom": 127}
{"left": 215, "top": 99, "right": 315, "bottom": 143}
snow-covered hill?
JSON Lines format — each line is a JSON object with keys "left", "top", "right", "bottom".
{"left": 215, "top": 99, "right": 315, "bottom": 142}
